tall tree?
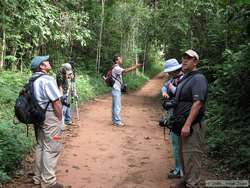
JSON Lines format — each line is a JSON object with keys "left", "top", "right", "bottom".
{"left": 96, "top": 0, "right": 105, "bottom": 75}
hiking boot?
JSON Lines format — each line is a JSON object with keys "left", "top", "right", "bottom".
{"left": 169, "top": 180, "right": 186, "bottom": 188}
{"left": 32, "top": 176, "right": 41, "bottom": 185}
{"left": 33, "top": 179, "right": 41, "bottom": 185}
{"left": 167, "top": 169, "right": 181, "bottom": 179}
{"left": 49, "top": 182, "right": 64, "bottom": 188}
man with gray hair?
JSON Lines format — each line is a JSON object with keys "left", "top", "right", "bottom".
{"left": 31, "top": 55, "right": 64, "bottom": 188}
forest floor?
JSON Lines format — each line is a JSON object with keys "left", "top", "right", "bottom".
{"left": 5, "top": 74, "right": 217, "bottom": 188}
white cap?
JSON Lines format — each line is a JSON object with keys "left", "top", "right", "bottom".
{"left": 184, "top": 49, "right": 199, "bottom": 60}
{"left": 61, "top": 63, "right": 73, "bottom": 75}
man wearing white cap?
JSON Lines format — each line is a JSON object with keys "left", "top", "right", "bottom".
{"left": 56, "top": 63, "right": 74, "bottom": 128}
{"left": 161, "top": 58, "right": 183, "bottom": 179}
{"left": 170, "top": 50, "right": 208, "bottom": 188}
{"left": 31, "top": 55, "right": 64, "bottom": 188}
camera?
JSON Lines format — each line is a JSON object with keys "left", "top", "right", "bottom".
{"left": 159, "top": 109, "right": 187, "bottom": 136}
{"left": 61, "top": 95, "right": 70, "bottom": 107}
{"left": 121, "top": 83, "right": 127, "bottom": 93}
{"left": 162, "top": 98, "right": 177, "bottom": 111}
{"left": 159, "top": 110, "right": 176, "bottom": 129}
{"left": 159, "top": 98, "right": 186, "bottom": 135}
{"left": 159, "top": 98, "right": 177, "bottom": 129}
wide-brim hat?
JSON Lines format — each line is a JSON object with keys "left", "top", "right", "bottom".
{"left": 163, "top": 58, "right": 182, "bottom": 73}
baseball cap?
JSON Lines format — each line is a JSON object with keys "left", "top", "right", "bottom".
{"left": 61, "top": 63, "right": 73, "bottom": 75}
{"left": 31, "top": 55, "right": 49, "bottom": 70}
{"left": 163, "top": 58, "right": 182, "bottom": 73}
{"left": 183, "top": 49, "right": 199, "bottom": 60}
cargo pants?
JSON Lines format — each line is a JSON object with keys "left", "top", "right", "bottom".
{"left": 181, "top": 121, "right": 207, "bottom": 188}
{"left": 33, "top": 111, "right": 63, "bottom": 188}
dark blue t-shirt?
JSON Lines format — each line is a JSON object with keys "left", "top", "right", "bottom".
{"left": 174, "top": 71, "right": 208, "bottom": 118}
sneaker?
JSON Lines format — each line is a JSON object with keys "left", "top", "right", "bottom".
{"left": 167, "top": 169, "right": 181, "bottom": 179}
{"left": 112, "top": 122, "right": 125, "bottom": 127}
{"left": 49, "top": 182, "right": 64, "bottom": 188}
{"left": 33, "top": 179, "right": 40, "bottom": 185}
{"left": 65, "top": 121, "right": 72, "bottom": 125}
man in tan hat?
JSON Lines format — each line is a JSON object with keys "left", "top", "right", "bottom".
{"left": 170, "top": 49, "right": 208, "bottom": 188}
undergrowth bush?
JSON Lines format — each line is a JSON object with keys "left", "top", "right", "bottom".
{"left": 0, "top": 122, "right": 34, "bottom": 183}
{"left": 207, "top": 43, "right": 250, "bottom": 177}
{"left": 124, "top": 72, "right": 149, "bottom": 91}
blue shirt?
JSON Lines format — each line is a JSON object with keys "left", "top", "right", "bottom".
{"left": 32, "top": 72, "right": 62, "bottom": 111}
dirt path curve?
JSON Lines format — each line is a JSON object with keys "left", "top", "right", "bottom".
{"left": 56, "top": 74, "right": 175, "bottom": 188}
{"left": 6, "top": 74, "right": 180, "bottom": 188}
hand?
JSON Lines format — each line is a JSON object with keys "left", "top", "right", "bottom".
{"left": 162, "top": 92, "right": 169, "bottom": 98}
{"left": 136, "top": 64, "right": 143, "bottom": 68}
{"left": 181, "top": 124, "right": 191, "bottom": 137}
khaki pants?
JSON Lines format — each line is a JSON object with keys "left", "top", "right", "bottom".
{"left": 33, "top": 111, "right": 63, "bottom": 188}
{"left": 181, "top": 121, "right": 207, "bottom": 188}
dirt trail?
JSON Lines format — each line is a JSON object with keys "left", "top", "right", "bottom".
{"left": 54, "top": 74, "right": 176, "bottom": 188}
{"left": 7, "top": 75, "right": 181, "bottom": 188}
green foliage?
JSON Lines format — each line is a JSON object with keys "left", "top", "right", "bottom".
{"left": 124, "top": 72, "right": 149, "bottom": 91}
{"left": 0, "top": 71, "right": 33, "bottom": 182}
{"left": 76, "top": 75, "right": 109, "bottom": 101}
{"left": 149, "top": 0, "right": 250, "bottom": 176}
{"left": 207, "top": 43, "right": 250, "bottom": 176}
{"left": 0, "top": 71, "right": 30, "bottom": 119}
{"left": 144, "top": 47, "right": 163, "bottom": 78}
{"left": 0, "top": 122, "right": 34, "bottom": 183}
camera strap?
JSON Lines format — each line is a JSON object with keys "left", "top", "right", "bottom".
{"left": 111, "top": 64, "right": 123, "bottom": 85}
{"left": 176, "top": 71, "right": 202, "bottom": 102}
{"left": 174, "top": 71, "right": 204, "bottom": 130}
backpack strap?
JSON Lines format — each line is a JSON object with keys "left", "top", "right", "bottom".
{"left": 111, "top": 64, "right": 122, "bottom": 85}
{"left": 176, "top": 71, "right": 202, "bottom": 102}
{"left": 174, "top": 71, "right": 204, "bottom": 128}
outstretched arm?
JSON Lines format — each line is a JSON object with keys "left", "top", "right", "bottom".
{"left": 123, "top": 64, "right": 143, "bottom": 74}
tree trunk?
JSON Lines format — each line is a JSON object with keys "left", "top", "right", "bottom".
{"left": 11, "top": 47, "right": 17, "bottom": 71}
{"left": 142, "top": 42, "right": 147, "bottom": 73}
{"left": 70, "top": 39, "right": 73, "bottom": 58}
{"left": 189, "top": 17, "right": 193, "bottom": 49}
{"left": 132, "top": 27, "right": 138, "bottom": 74}
{"left": 20, "top": 56, "right": 23, "bottom": 73}
{"left": 0, "top": 25, "right": 6, "bottom": 69}
{"left": 96, "top": 0, "right": 105, "bottom": 76}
